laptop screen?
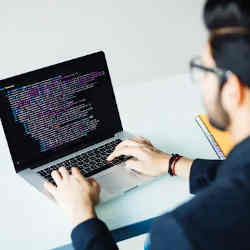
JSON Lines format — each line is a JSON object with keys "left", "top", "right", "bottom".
{"left": 0, "top": 51, "right": 122, "bottom": 172}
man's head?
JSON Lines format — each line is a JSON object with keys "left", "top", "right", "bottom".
{"left": 198, "top": 0, "right": 250, "bottom": 132}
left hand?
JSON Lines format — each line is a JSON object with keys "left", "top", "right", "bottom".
{"left": 44, "top": 167, "right": 100, "bottom": 228}
{"left": 107, "top": 136, "right": 171, "bottom": 177}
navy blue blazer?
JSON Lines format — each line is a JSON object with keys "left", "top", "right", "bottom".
{"left": 71, "top": 137, "right": 250, "bottom": 250}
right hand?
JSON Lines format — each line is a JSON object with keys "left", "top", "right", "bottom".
{"left": 107, "top": 137, "right": 171, "bottom": 177}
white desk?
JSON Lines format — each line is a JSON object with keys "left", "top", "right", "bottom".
{"left": 0, "top": 74, "right": 217, "bottom": 249}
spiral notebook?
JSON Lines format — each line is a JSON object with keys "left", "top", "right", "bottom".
{"left": 195, "top": 114, "right": 234, "bottom": 160}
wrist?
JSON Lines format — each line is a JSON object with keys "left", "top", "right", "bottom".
{"left": 71, "top": 205, "right": 97, "bottom": 228}
{"left": 174, "top": 157, "right": 193, "bottom": 179}
{"left": 159, "top": 153, "right": 171, "bottom": 174}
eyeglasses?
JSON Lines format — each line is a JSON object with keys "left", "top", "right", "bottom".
{"left": 189, "top": 57, "right": 232, "bottom": 86}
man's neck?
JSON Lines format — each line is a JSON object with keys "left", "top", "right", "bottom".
{"left": 229, "top": 113, "right": 250, "bottom": 145}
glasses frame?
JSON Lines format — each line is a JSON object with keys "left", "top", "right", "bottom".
{"left": 189, "top": 56, "right": 233, "bottom": 86}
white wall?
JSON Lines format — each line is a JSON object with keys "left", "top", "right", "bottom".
{"left": 0, "top": 2, "right": 210, "bottom": 249}
{"left": 0, "top": 0, "right": 206, "bottom": 86}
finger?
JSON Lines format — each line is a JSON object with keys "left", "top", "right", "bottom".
{"left": 44, "top": 180, "right": 57, "bottom": 196}
{"left": 88, "top": 178, "right": 100, "bottom": 188}
{"left": 114, "top": 139, "right": 140, "bottom": 151}
{"left": 88, "top": 178, "right": 101, "bottom": 203}
{"left": 88, "top": 178, "right": 96, "bottom": 185}
{"left": 107, "top": 138, "right": 151, "bottom": 161}
{"left": 133, "top": 136, "right": 153, "bottom": 147}
{"left": 51, "top": 170, "right": 62, "bottom": 185}
{"left": 58, "top": 167, "right": 70, "bottom": 179}
{"left": 114, "top": 138, "right": 153, "bottom": 154}
{"left": 107, "top": 146, "right": 144, "bottom": 161}
{"left": 71, "top": 167, "right": 86, "bottom": 182}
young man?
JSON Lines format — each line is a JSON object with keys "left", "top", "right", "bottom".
{"left": 44, "top": 1, "right": 250, "bottom": 249}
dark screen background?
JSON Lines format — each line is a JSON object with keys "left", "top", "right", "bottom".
{"left": 0, "top": 51, "right": 122, "bottom": 172}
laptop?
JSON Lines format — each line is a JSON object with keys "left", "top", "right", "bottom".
{"left": 0, "top": 51, "right": 152, "bottom": 202}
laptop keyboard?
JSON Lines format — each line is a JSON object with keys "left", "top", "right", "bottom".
{"left": 38, "top": 139, "right": 131, "bottom": 185}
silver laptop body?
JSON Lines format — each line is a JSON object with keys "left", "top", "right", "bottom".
{"left": 0, "top": 51, "right": 152, "bottom": 203}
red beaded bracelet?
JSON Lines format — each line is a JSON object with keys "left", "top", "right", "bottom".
{"left": 171, "top": 155, "right": 183, "bottom": 176}
{"left": 168, "top": 154, "right": 182, "bottom": 176}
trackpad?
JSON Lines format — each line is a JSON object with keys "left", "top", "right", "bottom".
{"left": 95, "top": 165, "right": 139, "bottom": 194}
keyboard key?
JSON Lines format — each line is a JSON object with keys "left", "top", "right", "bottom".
{"left": 37, "top": 139, "right": 126, "bottom": 178}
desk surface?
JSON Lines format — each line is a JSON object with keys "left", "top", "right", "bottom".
{"left": 0, "top": 74, "right": 217, "bottom": 249}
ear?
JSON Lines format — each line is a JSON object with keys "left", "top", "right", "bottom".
{"left": 222, "top": 73, "right": 245, "bottom": 109}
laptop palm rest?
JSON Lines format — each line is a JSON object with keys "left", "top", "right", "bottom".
{"left": 94, "top": 164, "right": 140, "bottom": 195}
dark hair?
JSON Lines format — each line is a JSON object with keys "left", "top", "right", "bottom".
{"left": 203, "top": 0, "right": 250, "bottom": 86}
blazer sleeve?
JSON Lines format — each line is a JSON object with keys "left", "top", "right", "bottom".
{"left": 151, "top": 171, "right": 250, "bottom": 250}
{"left": 71, "top": 218, "right": 118, "bottom": 250}
{"left": 189, "top": 159, "right": 223, "bottom": 194}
